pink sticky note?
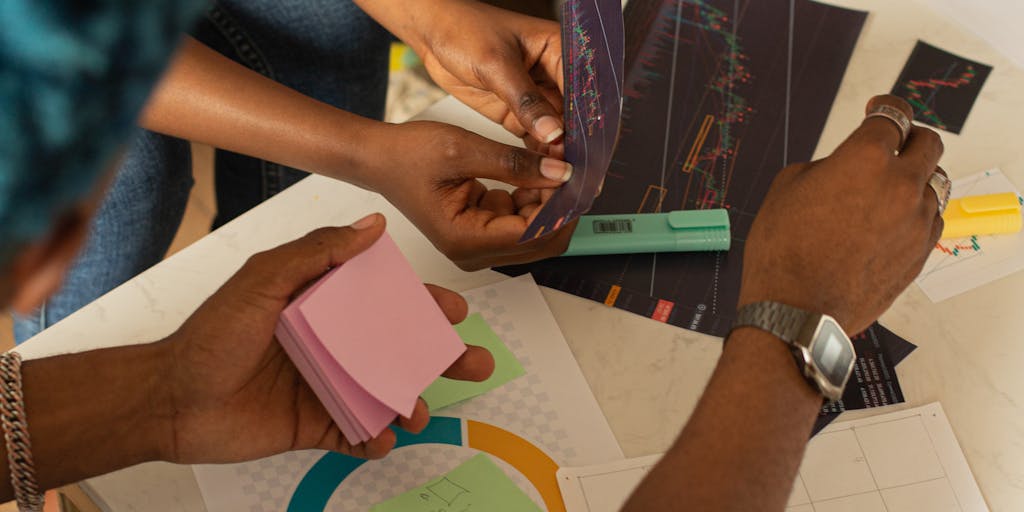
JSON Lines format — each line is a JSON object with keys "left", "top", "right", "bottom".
{"left": 299, "top": 233, "right": 467, "bottom": 417}
{"left": 277, "top": 319, "right": 378, "bottom": 443}
{"left": 281, "top": 302, "right": 395, "bottom": 439}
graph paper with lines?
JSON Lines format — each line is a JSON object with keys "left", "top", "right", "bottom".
{"left": 892, "top": 41, "right": 992, "bottom": 135}
{"left": 916, "top": 169, "right": 1024, "bottom": 302}
{"left": 557, "top": 403, "right": 988, "bottom": 512}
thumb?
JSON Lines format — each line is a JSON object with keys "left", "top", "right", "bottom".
{"left": 482, "top": 63, "right": 565, "bottom": 145}
{"left": 461, "top": 132, "right": 573, "bottom": 188}
{"left": 234, "top": 214, "right": 387, "bottom": 299}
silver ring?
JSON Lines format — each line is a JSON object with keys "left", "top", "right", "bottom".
{"left": 928, "top": 169, "right": 952, "bottom": 215}
{"left": 866, "top": 105, "right": 912, "bottom": 150}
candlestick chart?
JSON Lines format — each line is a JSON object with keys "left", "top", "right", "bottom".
{"left": 499, "top": 0, "right": 919, "bottom": 432}
{"left": 892, "top": 41, "right": 991, "bottom": 134}
{"left": 502, "top": 0, "right": 870, "bottom": 337}
{"left": 521, "top": 0, "right": 624, "bottom": 240}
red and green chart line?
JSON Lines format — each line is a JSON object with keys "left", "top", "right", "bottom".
{"left": 935, "top": 235, "right": 981, "bottom": 257}
{"left": 568, "top": 2, "right": 602, "bottom": 138}
{"left": 902, "top": 64, "right": 976, "bottom": 131}
{"left": 684, "top": 0, "right": 753, "bottom": 210}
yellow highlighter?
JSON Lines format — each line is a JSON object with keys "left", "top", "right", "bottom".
{"left": 941, "top": 192, "right": 1023, "bottom": 240}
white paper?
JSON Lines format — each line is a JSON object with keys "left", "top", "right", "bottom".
{"left": 915, "top": 169, "right": 1024, "bottom": 302}
{"left": 924, "top": 0, "right": 1024, "bottom": 70}
{"left": 192, "top": 274, "right": 623, "bottom": 511}
{"left": 557, "top": 403, "right": 988, "bottom": 512}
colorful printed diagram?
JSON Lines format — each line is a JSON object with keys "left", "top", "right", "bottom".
{"left": 892, "top": 41, "right": 992, "bottom": 134}
{"left": 287, "top": 417, "right": 564, "bottom": 512}
{"left": 522, "top": 0, "right": 624, "bottom": 240}
{"left": 916, "top": 169, "right": 1024, "bottom": 302}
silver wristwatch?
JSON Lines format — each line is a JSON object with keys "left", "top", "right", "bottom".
{"left": 732, "top": 301, "right": 856, "bottom": 401}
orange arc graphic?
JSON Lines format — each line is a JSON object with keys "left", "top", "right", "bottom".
{"left": 466, "top": 420, "right": 565, "bottom": 512}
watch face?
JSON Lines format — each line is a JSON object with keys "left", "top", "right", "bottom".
{"left": 811, "top": 319, "right": 855, "bottom": 387}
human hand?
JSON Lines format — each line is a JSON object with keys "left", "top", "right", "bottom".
{"left": 365, "top": 120, "right": 575, "bottom": 270}
{"left": 401, "top": 1, "right": 565, "bottom": 148}
{"left": 738, "top": 95, "right": 944, "bottom": 333}
{"left": 157, "top": 215, "right": 495, "bottom": 464}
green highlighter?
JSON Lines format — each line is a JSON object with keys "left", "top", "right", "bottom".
{"left": 563, "top": 209, "right": 731, "bottom": 256}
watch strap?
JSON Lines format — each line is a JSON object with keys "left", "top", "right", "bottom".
{"left": 732, "top": 301, "right": 810, "bottom": 346}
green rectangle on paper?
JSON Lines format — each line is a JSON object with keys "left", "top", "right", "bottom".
{"left": 369, "top": 453, "right": 542, "bottom": 512}
{"left": 421, "top": 313, "right": 525, "bottom": 411}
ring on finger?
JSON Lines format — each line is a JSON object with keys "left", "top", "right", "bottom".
{"left": 865, "top": 104, "right": 912, "bottom": 151}
{"left": 928, "top": 169, "right": 952, "bottom": 216}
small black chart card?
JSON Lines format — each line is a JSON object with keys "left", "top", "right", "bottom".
{"left": 892, "top": 41, "right": 992, "bottom": 134}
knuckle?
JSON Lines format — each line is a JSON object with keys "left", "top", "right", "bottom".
{"left": 857, "top": 142, "right": 894, "bottom": 169}
{"left": 517, "top": 91, "right": 545, "bottom": 113}
{"left": 438, "top": 131, "right": 463, "bottom": 163}
{"left": 479, "top": 47, "right": 514, "bottom": 74}
{"left": 502, "top": 148, "right": 531, "bottom": 180}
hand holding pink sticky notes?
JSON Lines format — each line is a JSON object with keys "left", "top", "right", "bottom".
{"left": 274, "top": 233, "right": 466, "bottom": 444}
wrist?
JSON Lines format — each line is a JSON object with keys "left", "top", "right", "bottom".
{"left": 305, "top": 109, "right": 392, "bottom": 191}
{"left": 16, "top": 342, "right": 173, "bottom": 491}
{"left": 721, "top": 327, "right": 822, "bottom": 409}
{"left": 335, "top": 120, "right": 402, "bottom": 194}
{"left": 148, "top": 339, "right": 180, "bottom": 463}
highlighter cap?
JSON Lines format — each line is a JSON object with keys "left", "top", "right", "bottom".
{"left": 668, "top": 209, "right": 729, "bottom": 230}
{"left": 941, "top": 192, "right": 1022, "bottom": 240}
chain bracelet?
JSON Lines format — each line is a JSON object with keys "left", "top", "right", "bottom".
{"left": 0, "top": 352, "right": 43, "bottom": 511}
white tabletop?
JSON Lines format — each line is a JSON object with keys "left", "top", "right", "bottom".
{"left": 17, "top": 0, "right": 1024, "bottom": 510}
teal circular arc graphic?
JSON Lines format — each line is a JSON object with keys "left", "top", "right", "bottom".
{"left": 287, "top": 417, "right": 463, "bottom": 512}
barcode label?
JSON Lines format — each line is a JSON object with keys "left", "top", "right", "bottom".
{"left": 593, "top": 219, "right": 633, "bottom": 234}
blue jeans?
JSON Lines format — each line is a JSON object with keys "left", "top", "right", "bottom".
{"left": 14, "top": 0, "right": 391, "bottom": 342}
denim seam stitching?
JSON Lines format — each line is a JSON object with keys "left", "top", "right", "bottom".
{"left": 205, "top": 2, "right": 283, "bottom": 199}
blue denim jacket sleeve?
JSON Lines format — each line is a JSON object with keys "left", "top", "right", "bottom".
{"left": 0, "top": 0, "right": 207, "bottom": 248}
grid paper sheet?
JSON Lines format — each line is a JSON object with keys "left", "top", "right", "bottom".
{"left": 558, "top": 403, "right": 987, "bottom": 512}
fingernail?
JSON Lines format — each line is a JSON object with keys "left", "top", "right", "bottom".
{"left": 535, "top": 116, "right": 564, "bottom": 144}
{"left": 351, "top": 213, "right": 380, "bottom": 230}
{"left": 541, "top": 158, "right": 573, "bottom": 183}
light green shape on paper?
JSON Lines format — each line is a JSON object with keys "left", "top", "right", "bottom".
{"left": 421, "top": 313, "right": 525, "bottom": 411}
{"left": 369, "top": 453, "right": 542, "bottom": 512}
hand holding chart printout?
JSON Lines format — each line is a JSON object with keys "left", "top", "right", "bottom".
{"left": 521, "top": 0, "right": 625, "bottom": 241}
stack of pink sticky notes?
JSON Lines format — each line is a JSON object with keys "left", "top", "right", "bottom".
{"left": 275, "top": 233, "right": 467, "bottom": 444}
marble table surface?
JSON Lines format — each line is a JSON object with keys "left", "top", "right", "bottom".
{"left": 15, "top": 0, "right": 1024, "bottom": 509}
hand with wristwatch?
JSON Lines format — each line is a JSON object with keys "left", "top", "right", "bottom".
{"left": 731, "top": 96, "right": 948, "bottom": 402}
{"left": 624, "top": 94, "right": 946, "bottom": 511}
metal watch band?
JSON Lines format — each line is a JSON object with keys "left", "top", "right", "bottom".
{"left": 732, "top": 301, "right": 810, "bottom": 346}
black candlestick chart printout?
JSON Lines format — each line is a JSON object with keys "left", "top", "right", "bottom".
{"left": 500, "top": 0, "right": 917, "bottom": 427}
{"left": 891, "top": 41, "right": 992, "bottom": 134}
{"left": 521, "top": 0, "right": 624, "bottom": 241}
